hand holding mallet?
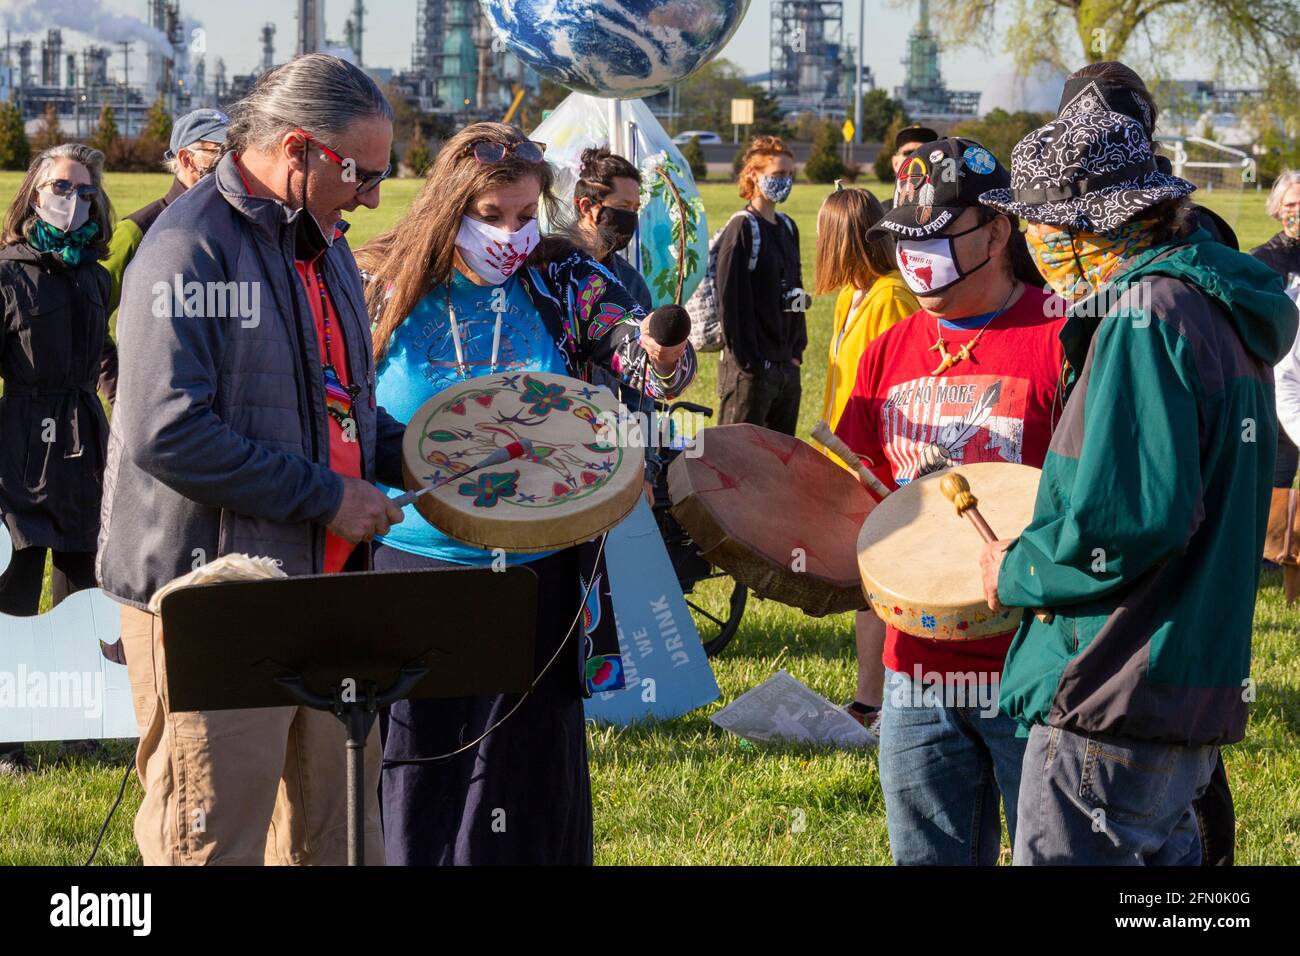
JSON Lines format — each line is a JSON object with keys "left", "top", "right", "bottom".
{"left": 940, "top": 470, "right": 1054, "bottom": 624}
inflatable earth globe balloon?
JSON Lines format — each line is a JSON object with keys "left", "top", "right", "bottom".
{"left": 480, "top": 0, "right": 752, "bottom": 99}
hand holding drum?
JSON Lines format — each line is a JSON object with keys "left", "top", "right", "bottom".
{"left": 940, "top": 471, "right": 1053, "bottom": 624}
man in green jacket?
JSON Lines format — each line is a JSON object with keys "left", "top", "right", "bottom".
{"left": 979, "top": 110, "right": 1298, "bottom": 865}
{"left": 100, "top": 108, "right": 229, "bottom": 315}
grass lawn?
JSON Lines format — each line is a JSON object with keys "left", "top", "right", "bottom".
{"left": 0, "top": 171, "right": 1295, "bottom": 866}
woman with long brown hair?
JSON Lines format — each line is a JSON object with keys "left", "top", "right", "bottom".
{"left": 357, "top": 122, "right": 695, "bottom": 864}
{"left": 811, "top": 183, "right": 918, "bottom": 739}
{"left": 0, "top": 143, "right": 118, "bottom": 772}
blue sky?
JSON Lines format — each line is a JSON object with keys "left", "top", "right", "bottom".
{"left": 2, "top": 0, "right": 1192, "bottom": 111}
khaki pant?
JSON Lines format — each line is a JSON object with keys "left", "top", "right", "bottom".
{"left": 120, "top": 605, "right": 385, "bottom": 865}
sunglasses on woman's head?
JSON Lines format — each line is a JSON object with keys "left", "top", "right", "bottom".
{"left": 39, "top": 179, "right": 98, "bottom": 201}
{"left": 468, "top": 140, "right": 547, "bottom": 165}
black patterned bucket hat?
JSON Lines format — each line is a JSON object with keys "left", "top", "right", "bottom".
{"left": 979, "top": 110, "right": 1195, "bottom": 234}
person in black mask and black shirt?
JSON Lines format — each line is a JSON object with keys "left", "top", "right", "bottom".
{"left": 573, "top": 147, "right": 653, "bottom": 311}
{"left": 715, "top": 134, "right": 807, "bottom": 435}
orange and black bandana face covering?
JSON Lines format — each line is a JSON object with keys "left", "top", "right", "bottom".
{"left": 1025, "top": 220, "right": 1154, "bottom": 301}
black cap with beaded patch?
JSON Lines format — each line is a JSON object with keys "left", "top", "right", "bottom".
{"left": 868, "top": 137, "right": 1011, "bottom": 240}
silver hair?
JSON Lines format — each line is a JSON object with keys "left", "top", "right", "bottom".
{"left": 1266, "top": 169, "right": 1300, "bottom": 221}
{"left": 225, "top": 53, "right": 392, "bottom": 153}
{"left": 32, "top": 142, "right": 107, "bottom": 186}
{"left": 3, "top": 141, "right": 115, "bottom": 251}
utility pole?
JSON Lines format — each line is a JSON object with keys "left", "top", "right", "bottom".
{"left": 121, "top": 41, "right": 130, "bottom": 137}
{"left": 854, "top": 0, "right": 864, "bottom": 145}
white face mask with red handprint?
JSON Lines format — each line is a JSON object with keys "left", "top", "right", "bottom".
{"left": 455, "top": 215, "right": 539, "bottom": 285}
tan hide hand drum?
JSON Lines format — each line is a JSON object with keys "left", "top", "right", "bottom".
{"left": 856, "top": 461, "right": 1041, "bottom": 640}
{"left": 401, "top": 371, "right": 643, "bottom": 552}
{"left": 668, "top": 424, "right": 878, "bottom": 616}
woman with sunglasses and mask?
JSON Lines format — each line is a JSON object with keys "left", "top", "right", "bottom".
{"left": 0, "top": 144, "right": 118, "bottom": 772}
{"left": 357, "top": 122, "right": 695, "bottom": 865}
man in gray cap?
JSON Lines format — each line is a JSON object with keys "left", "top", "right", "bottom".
{"left": 100, "top": 108, "right": 231, "bottom": 315}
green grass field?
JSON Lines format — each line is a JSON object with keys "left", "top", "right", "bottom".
{"left": 0, "top": 171, "right": 1295, "bottom": 866}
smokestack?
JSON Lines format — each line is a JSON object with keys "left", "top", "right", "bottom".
{"left": 41, "top": 28, "right": 62, "bottom": 86}
{"left": 17, "top": 40, "right": 31, "bottom": 87}
{"left": 260, "top": 22, "right": 276, "bottom": 73}
{"left": 296, "top": 0, "right": 324, "bottom": 56}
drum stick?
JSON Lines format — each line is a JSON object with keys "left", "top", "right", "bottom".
{"left": 939, "top": 471, "right": 1054, "bottom": 625}
{"left": 392, "top": 439, "right": 534, "bottom": 507}
{"left": 810, "top": 421, "right": 891, "bottom": 499}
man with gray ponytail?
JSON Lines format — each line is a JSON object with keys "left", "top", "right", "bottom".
{"left": 98, "top": 54, "right": 406, "bottom": 865}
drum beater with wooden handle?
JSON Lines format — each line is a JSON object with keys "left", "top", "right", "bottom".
{"left": 940, "top": 470, "right": 1054, "bottom": 624}
{"left": 810, "top": 421, "right": 892, "bottom": 499}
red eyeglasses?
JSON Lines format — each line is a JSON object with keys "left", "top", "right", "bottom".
{"left": 293, "top": 128, "right": 392, "bottom": 194}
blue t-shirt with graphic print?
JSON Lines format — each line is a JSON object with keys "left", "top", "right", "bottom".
{"left": 375, "top": 268, "right": 568, "bottom": 564}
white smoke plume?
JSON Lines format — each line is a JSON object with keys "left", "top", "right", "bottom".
{"left": 1, "top": 0, "right": 174, "bottom": 59}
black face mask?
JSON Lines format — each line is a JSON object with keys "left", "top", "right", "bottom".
{"left": 595, "top": 205, "right": 639, "bottom": 255}
{"left": 292, "top": 144, "right": 334, "bottom": 261}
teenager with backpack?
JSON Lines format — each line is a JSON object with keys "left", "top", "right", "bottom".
{"left": 713, "top": 135, "right": 807, "bottom": 435}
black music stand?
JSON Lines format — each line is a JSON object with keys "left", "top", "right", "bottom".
{"left": 159, "top": 566, "right": 538, "bottom": 866}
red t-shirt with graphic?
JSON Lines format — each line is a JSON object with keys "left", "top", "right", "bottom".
{"left": 834, "top": 283, "right": 1066, "bottom": 679}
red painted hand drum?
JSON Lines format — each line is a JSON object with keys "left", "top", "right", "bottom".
{"left": 668, "top": 424, "right": 877, "bottom": 616}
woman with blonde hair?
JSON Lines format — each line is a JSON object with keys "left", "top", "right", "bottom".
{"left": 715, "top": 134, "right": 807, "bottom": 434}
{"left": 812, "top": 183, "right": 918, "bottom": 738}
{"left": 357, "top": 122, "right": 695, "bottom": 864}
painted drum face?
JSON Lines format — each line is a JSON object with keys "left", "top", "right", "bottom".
{"left": 856, "top": 461, "right": 1042, "bottom": 641}
{"left": 401, "top": 371, "right": 643, "bottom": 552}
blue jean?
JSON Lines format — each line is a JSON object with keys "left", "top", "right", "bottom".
{"left": 878, "top": 667, "right": 1026, "bottom": 865}
{"left": 1013, "top": 724, "right": 1218, "bottom": 866}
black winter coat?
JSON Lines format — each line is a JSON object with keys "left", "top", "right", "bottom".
{"left": 0, "top": 242, "right": 118, "bottom": 551}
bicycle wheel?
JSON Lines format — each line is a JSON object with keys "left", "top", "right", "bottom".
{"left": 683, "top": 574, "right": 748, "bottom": 658}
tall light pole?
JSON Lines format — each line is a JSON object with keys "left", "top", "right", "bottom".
{"left": 854, "top": 0, "right": 864, "bottom": 144}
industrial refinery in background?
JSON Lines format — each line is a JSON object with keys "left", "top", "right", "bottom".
{"left": 0, "top": 0, "right": 1263, "bottom": 143}
{"left": 0, "top": 0, "right": 975, "bottom": 136}
{"left": 0, "top": 0, "right": 543, "bottom": 137}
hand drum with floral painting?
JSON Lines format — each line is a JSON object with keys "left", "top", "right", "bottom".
{"left": 400, "top": 371, "right": 644, "bottom": 552}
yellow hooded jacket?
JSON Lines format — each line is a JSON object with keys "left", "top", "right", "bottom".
{"left": 816, "top": 271, "right": 919, "bottom": 467}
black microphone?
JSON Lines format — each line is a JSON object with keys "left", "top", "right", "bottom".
{"left": 646, "top": 303, "right": 692, "bottom": 347}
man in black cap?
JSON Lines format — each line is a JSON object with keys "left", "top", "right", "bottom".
{"left": 834, "top": 137, "right": 1067, "bottom": 865}
{"left": 880, "top": 125, "right": 939, "bottom": 212}
{"left": 101, "top": 108, "right": 231, "bottom": 316}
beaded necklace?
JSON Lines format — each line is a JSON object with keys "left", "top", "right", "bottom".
{"left": 312, "top": 263, "right": 361, "bottom": 429}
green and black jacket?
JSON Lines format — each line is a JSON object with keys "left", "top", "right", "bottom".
{"left": 100, "top": 177, "right": 187, "bottom": 316}
{"left": 998, "top": 229, "right": 1299, "bottom": 745}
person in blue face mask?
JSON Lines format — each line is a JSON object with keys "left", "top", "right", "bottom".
{"left": 714, "top": 134, "right": 807, "bottom": 436}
